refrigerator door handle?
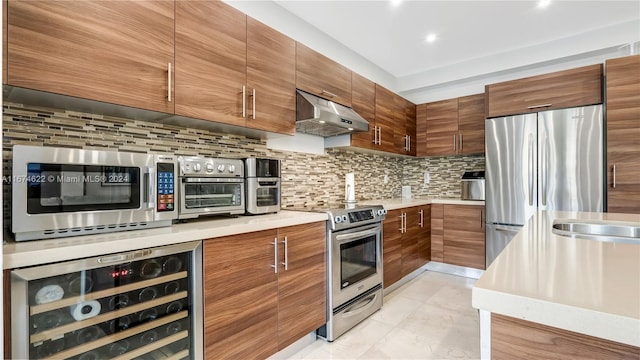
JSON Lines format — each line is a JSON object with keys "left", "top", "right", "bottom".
{"left": 541, "top": 131, "right": 547, "bottom": 207}
{"left": 528, "top": 134, "right": 534, "bottom": 206}
{"left": 495, "top": 227, "right": 521, "bottom": 233}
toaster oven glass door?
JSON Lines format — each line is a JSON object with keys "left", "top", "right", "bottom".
{"left": 25, "top": 163, "right": 141, "bottom": 214}
{"left": 255, "top": 183, "right": 279, "bottom": 207}
{"left": 182, "top": 179, "right": 243, "bottom": 209}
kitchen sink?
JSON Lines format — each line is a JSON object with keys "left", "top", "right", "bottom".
{"left": 552, "top": 220, "right": 640, "bottom": 244}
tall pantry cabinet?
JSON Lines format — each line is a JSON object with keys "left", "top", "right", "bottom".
{"left": 605, "top": 54, "right": 640, "bottom": 214}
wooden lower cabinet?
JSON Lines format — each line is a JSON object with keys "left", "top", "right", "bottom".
{"left": 431, "top": 204, "right": 485, "bottom": 270}
{"left": 384, "top": 206, "right": 431, "bottom": 288}
{"left": 203, "top": 222, "right": 326, "bottom": 359}
{"left": 492, "top": 314, "right": 640, "bottom": 359}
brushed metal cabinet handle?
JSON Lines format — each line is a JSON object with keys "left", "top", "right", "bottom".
{"left": 453, "top": 134, "right": 456, "bottom": 152}
{"left": 419, "top": 209, "right": 424, "bottom": 228}
{"left": 321, "top": 89, "right": 337, "bottom": 98}
{"left": 459, "top": 133, "right": 463, "bottom": 152}
{"left": 281, "top": 236, "right": 288, "bottom": 270}
{"left": 398, "top": 214, "right": 404, "bottom": 233}
{"left": 271, "top": 238, "right": 278, "bottom": 273}
{"left": 613, "top": 164, "right": 616, "bottom": 188}
{"left": 167, "top": 63, "right": 172, "bottom": 102}
{"left": 527, "top": 103, "right": 552, "bottom": 110}
{"left": 378, "top": 127, "right": 382, "bottom": 145}
{"left": 252, "top": 88, "right": 256, "bottom": 120}
{"left": 242, "top": 85, "right": 246, "bottom": 118}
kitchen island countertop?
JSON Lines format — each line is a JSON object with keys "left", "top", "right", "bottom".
{"left": 472, "top": 210, "right": 640, "bottom": 348}
{"left": 3, "top": 210, "right": 328, "bottom": 269}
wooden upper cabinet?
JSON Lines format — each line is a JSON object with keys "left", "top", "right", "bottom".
{"left": 404, "top": 99, "right": 417, "bottom": 156}
{"left": 375, "top": 84, "right": 400, "bottom": 153}
{"left": 605, "top": 55, "right": 640, "bottom": 214}
{"left": 416, "top": 103, "right": 428, "bottom": 156}
{"left": 175, "top": 1, "right": 247, "bottom": 127}
{"left": 7, "top": 0, "right": 175, "bottom": 113}
{"left": 246, "top": 17, "right": 296, "bottom": 135}
{"left": 457, "top": 93, "right": 486, "bottom": 155}
{"left": 350, "top": 72, "right": 377, "bottom": 150}
{"left": 485, "top": 64, "right": 603, "bottom": 118}
{"left": 296, "top": 42, "right": 352, "bottom": 107}
{"left": 424, "top": 98, "right": 459, "bottom": 156}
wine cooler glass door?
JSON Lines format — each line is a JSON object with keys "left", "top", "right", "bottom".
{"left": 11, "top": 241, "right": 203, "bottom": 360}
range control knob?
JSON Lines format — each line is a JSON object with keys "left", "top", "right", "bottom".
{"left": 193, "top": 163, "right": 202, "bottom": 172}
{"left": 217, "top": 164, "right": 225, "bottom": 173}
{"left": 377, "top": 209, "right": 387, "bottom": 216}
{"left": 334, "top": 216, "right": 342, "bottom": 223}
{"left": 228, "top": 165, "right": 236, "bottom": 173}
{"left": 341, "top": 215, "right": 348, "bottom": 223}
{"left": 205, "top": 163, "right": 214, "bottom": 173}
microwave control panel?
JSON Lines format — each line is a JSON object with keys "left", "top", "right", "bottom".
{"left": 157, "top": 163, "right": 175, "bottom": 212}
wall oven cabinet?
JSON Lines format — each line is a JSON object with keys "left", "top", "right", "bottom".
{"left": 10, "top": 242, "right": 203, "bottom": 359}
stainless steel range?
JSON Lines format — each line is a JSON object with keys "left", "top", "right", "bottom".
{"left": 313, "top": 204, "right": 387, "bottom": 341}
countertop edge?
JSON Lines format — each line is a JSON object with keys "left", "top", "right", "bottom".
{"left": 3, "top": 211, "right": 328, "bottom": 269}
{"left": 360, "top": 198, "right": 485, "bottom": 210}
{"left": 472, "top": 286, "right": 640, "bottom": 347}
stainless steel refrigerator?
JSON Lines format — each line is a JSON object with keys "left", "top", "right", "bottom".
{"left": 485, "top": 104, "right": 604, "bottom": 267}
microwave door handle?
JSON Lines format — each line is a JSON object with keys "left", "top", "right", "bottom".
{"left": 335, "top": 228, "right": 379, "bottom": 243}
{"left": 146, "top": 168, "right": 156, "bottom": 209}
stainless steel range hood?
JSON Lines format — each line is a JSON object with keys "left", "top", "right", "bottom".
{"left": 296, "top": 90, "right": 369, "bottom": 137}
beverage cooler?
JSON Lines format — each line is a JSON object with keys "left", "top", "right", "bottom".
{"left": 10, "top": 241, "right": 203, "bottom": 359}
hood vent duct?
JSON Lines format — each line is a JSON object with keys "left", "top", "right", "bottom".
{"left": 295, "top": 90, "right": 369, "bottom": 137}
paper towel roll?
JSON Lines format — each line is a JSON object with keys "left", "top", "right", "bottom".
{"left": 345, "top": 173, "right": 355, "bottom": 203}
{"left": 34, "top": 284, "right": 64, "bottom": 305}
{"left": 70, "top": 300, "right": 101, "bottom": 321}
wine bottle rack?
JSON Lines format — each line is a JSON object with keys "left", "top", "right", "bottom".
{"left": 11, "top": 241, "right": 202, "bottom": 360}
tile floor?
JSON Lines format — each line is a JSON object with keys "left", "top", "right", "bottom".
{"left": 289, "top": 271, "right": 480, "bottom": 360}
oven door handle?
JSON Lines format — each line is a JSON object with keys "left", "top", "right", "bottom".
{"left": 182, "top": 177, "right": 244, "bottom": 183}
{"left": 342, "top": 291, "right": 380, "bottom": 318}
{"left": 335, "top": 228, "right": 380, "bottom": 243}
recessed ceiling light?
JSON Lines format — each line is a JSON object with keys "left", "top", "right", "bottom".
{"left": 425, "top": 33, "right": 437, "bottom": 43}
{"left": 390, "top": 0, "right": 402, "bottom": 7}
{"left": 537, "top": 0, "right": 551, "bottom": 8}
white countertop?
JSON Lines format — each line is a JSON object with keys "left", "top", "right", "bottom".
{"left": 3, "top": 210, "right": 328, "bottom": 270}
{"left": 360, "top": 198, "right": 485, "bottom": 210}
{"left": 472, "top": 210, "right": 640, "bottom": 347}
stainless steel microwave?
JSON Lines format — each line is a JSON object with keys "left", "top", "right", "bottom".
{"left": 11, "top": 145, "right": 178, "bottom": 241}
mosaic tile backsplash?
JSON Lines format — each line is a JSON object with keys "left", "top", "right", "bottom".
{"left": 2, "top": 102, "right": 484, "bottom": 225}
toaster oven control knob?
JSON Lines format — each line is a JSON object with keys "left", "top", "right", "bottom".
{"left": 228, "top": 165, "right": 236, "bottom": 173}
{"left": 206, "top": 163, "right": 214, "bottom": 173}
{"left": 193, "top": 163, "right": 202, "bottom": 172}
{"left": 217, "top": 164, "right": 226, "bottom": 172}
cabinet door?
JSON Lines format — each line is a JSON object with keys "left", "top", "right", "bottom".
{"left": 401, "top": 207, "right": 420, "bottom": 276}
{"left": 277, "top": 222, "right": 326, "bottom": 350}
{"left": 175, "top": 1, "right": 247, "bottom": 126}
{"left": 246, "top": 17, "right": 296, "bottom": 135}
{"left": 395, "top": 97, "right": 416, "bottom": 155}
{"left": 8, "top": 0, "right": 175, "bottom": 113}
{"left": 416, "top": 205, "right": 431, "bottom": 268}
{"left": 430, "top": 204, "right": 444, "bottom": 262}
{"left": 382, "top": 209, "right": 403, "bottom": 287}
{"left": 296, "top": 42, "right": 351, "bottom": 107}
{"left": 486, "top": 64, "right": 603, "bottom": 118}
{"left": 405, "top": 99, "right": 417, "bottom": 156}
{"left": 606, "top": 55, "right": 640, "bottom": 214}
{"left": 416, "top": 103, "right": 428, "bottom": 156}
{"left": 443, "top": 205, "right": 485, "bottom": 270}
{"left": 203, "top": 230, "right": 279, "bottom": 359}
{"left": 425, "top": 99, "right": 458, "bottom": 156}
{"left": 458, "top": 93, "right": 486, "bottom": 155}
{"left": 350, "top": 72, "right": 376, "bottom": 150}
{"left": 375, "top": 85, "right": 400, "bottom": 153}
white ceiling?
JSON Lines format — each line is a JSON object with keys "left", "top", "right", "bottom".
{"left": 274, "top": 0, "right": 640, "bottom": 96}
